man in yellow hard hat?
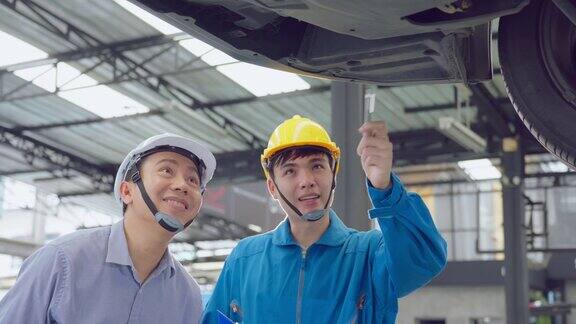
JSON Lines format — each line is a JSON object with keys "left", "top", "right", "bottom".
{"left": 203, "top": 115, "right": 447, "bottom": 323}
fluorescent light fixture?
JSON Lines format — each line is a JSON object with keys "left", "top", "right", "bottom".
{"left": 214, "top": 248, "right": 233, "bottom": 256}
{"left": 2, "top": 32, "right": 149, "bottom": 118}
{"left": 191, "top": 261, "right": 225, "bottom": 271}
{"left": 195, "top": 250, "right": 213, "bottom": 258}
{"left": 541, "top": 161, "right": 570, "bottom": 173}
{"left": 118, "top": 1, "right": 310, "bottom": 96}
{"left": 194, "top": 240, "right": 238, "bottom": 250}
{"left": 458, "top": 158, "right": 502, "bottom": 181}
{"left": 438, "top": 117, "right": 487, "bottom": 153}
{"left": 248, "top": 224, "right": 262, "bottom": 233}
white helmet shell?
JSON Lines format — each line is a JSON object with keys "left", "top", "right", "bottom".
{"left": 114, "top": 133, "right": 216, "bottom": 205}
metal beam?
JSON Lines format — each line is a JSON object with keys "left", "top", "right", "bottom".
{"left": 389, "top": 128, "right": 446, "bottom": 143}
{"left": 0, "top": 33, "right": 510, "bottom": 134}
{"left": 404, "top": 170, "right": 576, "bottom": 187}
{"left": 4, "top": 85, "right": 331, "bottom": 133}
{"left": 501, "top": 137, "right": 529, "bottom": 323}
{"left": 1, "top": 119, "right": 537, "bottom": 198}
{"left": 21, "top": 134, "right": 551, "bottom": 198}
{"left": 0, "top": 50, "right": 504, "bottom": 120}
{"left": 211, "top": 149, "right": 263, "bottom": 184}
{"left": 404, "top": 97, "right": 511, "bottom": 114}
{"left": 0, "top": 79, "right": 510, "bottom": 142}
{"left": 12, "top": 110, "right": 165, "bottom": 132}
{"left": 0, "top": 62, "right": 222, "bottom": 104}
{"left": 48, "top": 130, "right": 496, "bottom": 197}
{"left": 0, "top": 237, "right": 40, "bottom": 258}
{"left": 1, "top": 0, "right": 266, "bottom": 149}
{"left": 0, "top": 33, "right": 190, "bottom": 73}
{"left": 0, "top": 125, "right": 116, "bottom": 190}
{"left": 193, "top": 85, "right": 331, "bottom": 110}
{"left": 469, "top": 83, "right": 513, "bottom": 137}
{"left": 0, "top": 169, "right": 48, "bottom": 176}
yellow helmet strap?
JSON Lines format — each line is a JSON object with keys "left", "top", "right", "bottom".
{"left": 270, "top": 160, "right": 338, "bottom": 222}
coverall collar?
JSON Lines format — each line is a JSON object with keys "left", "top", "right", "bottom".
{"left": 272, "top": 209, "right": 350, "bottom": 247}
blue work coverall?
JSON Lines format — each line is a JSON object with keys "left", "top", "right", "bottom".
{"left": 202, "top": 173, "right": 447, "bottom": 323}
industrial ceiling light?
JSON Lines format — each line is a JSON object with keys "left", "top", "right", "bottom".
{"left": 540, "top": 161, "right": 570, "bottom": 173}
{"left": 438, "top": 117, "right": 487, "bottom": 153}
{"left": 458, "top": 158, "right": 502, "bottom": 181}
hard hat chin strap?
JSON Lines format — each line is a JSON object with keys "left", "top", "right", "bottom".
{"left": 131, "top": 171, "right": 194, "bottom": 233}
{"left": 272, "top": 161, "right": 338, "bottom": 222}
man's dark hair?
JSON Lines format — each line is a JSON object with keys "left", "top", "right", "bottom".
{"left": 267, "top": 146, "right": 334, "bottom": 179}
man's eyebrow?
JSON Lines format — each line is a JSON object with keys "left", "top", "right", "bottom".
{"left": 155, "top": 158, "right": 177, "bottom": 166}
{"left": 155, "top": 159, "right": 198, "bottom": 172}
{"left": 309, "top": 157, "right": 327, "bottom": 163}
{"left": 280, "top": 162, "right": 296, "bottom": 169}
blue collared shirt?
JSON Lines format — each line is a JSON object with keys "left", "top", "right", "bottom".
{"left": 0, "top": 221, "right": 203, "bottom": 324}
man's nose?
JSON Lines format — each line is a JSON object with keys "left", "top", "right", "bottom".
{"left": 298, "top": 170, "right": 316, "bottom": 189}
{"left": 172, "top": 176, "right": 190, "bottom": 194}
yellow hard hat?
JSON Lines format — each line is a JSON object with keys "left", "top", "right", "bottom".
{"left": 261, "top": 115, "right": 340, "bottom": 179}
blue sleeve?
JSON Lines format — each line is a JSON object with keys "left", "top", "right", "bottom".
{"left": 201, "top": 259, "right": 236, "bottom": 324}
{"left": 0, "top": 244, "right": 69, "bottom": 323}
{"left": 367, "top": 173, "right": 447, "bottom": 300}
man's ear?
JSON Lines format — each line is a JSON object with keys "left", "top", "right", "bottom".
{"left": 266, "top": 178, "right": 278, "bottom": 200}
{"left": 120, "top": 181, "right": 135, "bottom": 205}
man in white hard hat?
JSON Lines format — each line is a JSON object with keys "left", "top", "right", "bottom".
{"left": 0, "top": 133, "right": 216, "bottom": 324}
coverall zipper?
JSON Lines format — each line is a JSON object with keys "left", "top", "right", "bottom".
{"left": 296, "top": 248, "right": 307, "bottom": 324}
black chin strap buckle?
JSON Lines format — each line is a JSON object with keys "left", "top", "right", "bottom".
{"left": 131, "top": 171, "right": 141, "bottom": 183}
{"left": 158, "top": 218, "right": 179, "bottom": 232}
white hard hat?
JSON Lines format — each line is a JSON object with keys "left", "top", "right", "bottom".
{"left": 114, "top": 133, "right": 216, "bottom": 205}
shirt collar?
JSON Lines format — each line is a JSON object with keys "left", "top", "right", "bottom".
{"left": 272, "top": 210, "right": 350, "bottom": 247}
{"left": 106, "top": 220, "right": 176, "bottom": 278}
{"left": 155, "top": 249, "right": 176, "bottom": 278}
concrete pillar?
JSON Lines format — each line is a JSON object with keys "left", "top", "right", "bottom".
{"left": 330, "top": 81, "right": 371, "bottom": 231}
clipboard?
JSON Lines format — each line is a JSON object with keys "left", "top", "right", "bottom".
{"left": 217, "top": 310, "right": 236, "bottom": 324}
